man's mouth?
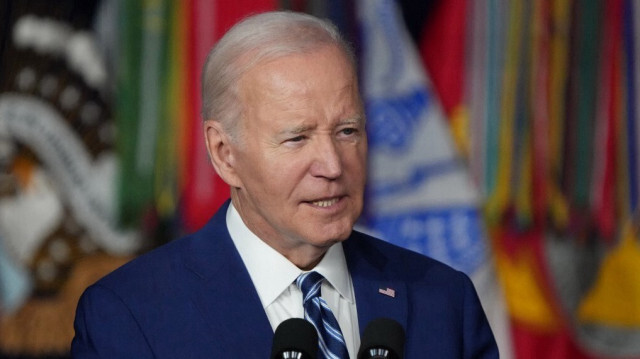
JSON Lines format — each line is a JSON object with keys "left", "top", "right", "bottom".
{"left": 311, "top": 197, "right": 340, "bottom": 207}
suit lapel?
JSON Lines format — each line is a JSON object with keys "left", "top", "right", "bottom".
{"left": 177, "top": 204, "right": 410, "bottom": 355}
{"left": 181, "top": 202, "right": 274, "bottom": 358}
{"left": 343, "top": 233, "right": 409, "bottom": 336}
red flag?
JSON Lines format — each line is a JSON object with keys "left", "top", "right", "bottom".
{"left": 511, "top": 323, "right": 596, "bottom": 359}
{"left": 592, "top": 0, "right": 622, "bottom": 242}
{"left": 418, "top": 0, "right": 466, "bottom": 118}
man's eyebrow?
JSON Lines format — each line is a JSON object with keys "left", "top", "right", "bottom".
{"left": 277, "top": 116, "right": 365, "bottom": 136}
{"left": 339, "top": 115, "right": 365, "bottom": 126}
{"left": 278, "top": 124, "right": 315, "bottom": 136}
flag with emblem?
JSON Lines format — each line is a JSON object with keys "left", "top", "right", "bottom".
{"left": 0, "top": 0, "right": 138, "bottom": 355}
{"left": 355, "top": 1, "right": 513, "bottom": 357}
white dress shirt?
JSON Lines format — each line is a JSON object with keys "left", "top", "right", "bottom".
{"left": 226, "top": 203, "right": 360, "bottom": 358}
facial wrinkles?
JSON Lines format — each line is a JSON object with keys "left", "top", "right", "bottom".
{"left": 228, "top": 47, "right": 366, "bottom": 266}
{"left": 251, "top": 99, "right": 359, "bottom": 155}
{"left": 240, "top": 75, "right": 305, "bottom": 148}
{"left": 252, "top": 52, "right": 357, "bottom": 110}
{"left": 278, "top": 85, "right": 361, "bottom": 141}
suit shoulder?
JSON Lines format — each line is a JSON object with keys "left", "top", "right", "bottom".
{"left": 92, "top": 235, "right": 192, "bottom": 294}
{"left": 347, "top": 230, "right": 468, "bottom": 283}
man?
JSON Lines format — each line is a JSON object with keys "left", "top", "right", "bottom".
{"left": 71, "top": 11, "right": 498, "bottom": 358}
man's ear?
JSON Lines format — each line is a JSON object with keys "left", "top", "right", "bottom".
{"left": 204, "top": 120, "right": 242, "bottom": 188}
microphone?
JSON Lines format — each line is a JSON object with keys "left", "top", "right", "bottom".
{"left": 357, "top": 318, "right": 406, "bottom": 359}
{"left": 271, "top": 318, "right": 318, "bottom": 359}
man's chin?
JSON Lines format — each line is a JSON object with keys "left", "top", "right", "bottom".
{"left": 308, "top": 228, "right": 352, "bottom": 246}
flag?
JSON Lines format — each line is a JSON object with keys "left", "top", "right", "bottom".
{"left": 355, "top": 1, "right": 512, "bottom": 357}
{"left": 0, "top": 0, "right": 139, "bottom": 354}
{"left": 418, "top": 0, "right": 469, "bottom": 155}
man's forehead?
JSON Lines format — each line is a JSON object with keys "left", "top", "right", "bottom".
{"left": 239, "top": 58, "right": 358, "bottom": 105}
{"left": 240, "top": 45, "right": 355, "bottom": 84}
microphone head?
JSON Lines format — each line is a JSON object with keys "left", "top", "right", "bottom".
{"left": 357, "top": 318, "right": 406, "bottom": 359}
{"left": 271, "top": 318, "right": 318, "bottom": 359}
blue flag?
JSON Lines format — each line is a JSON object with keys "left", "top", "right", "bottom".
{"left": 356, "top": 1, "right": 513, "bottom": 357}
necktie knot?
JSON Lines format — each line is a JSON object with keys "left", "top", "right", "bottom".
{"left": 296, "top": 271, "right": 325, "bottom": 304}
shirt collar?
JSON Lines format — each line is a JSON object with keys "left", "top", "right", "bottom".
{"left": 226, "top": 202, "right": 353, "bottom": 308}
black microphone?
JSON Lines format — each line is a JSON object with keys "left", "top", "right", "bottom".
{"left": 357, "top": 318, "right": 406, "bottom": 359}
{"left": 271, "top": 318, "right": 318, "bottom": 359}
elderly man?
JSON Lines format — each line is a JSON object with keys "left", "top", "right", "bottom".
{"left": 71, "top": 11, "right": 498, "bottom": 359}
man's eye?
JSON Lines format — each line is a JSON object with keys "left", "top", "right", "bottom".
{"left": 340, "top": 128, "right": 357, "bottom": 135}
{"left": 287, "top": 135, "right": 305, "bottom": 142}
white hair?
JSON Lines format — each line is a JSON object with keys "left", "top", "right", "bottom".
{"left": 201, "top": 11, "right": 355, "bottom": 142}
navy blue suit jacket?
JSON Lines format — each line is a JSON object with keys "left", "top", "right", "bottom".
{"left": 72, "top": 201, "right": 498, "bottom": 358}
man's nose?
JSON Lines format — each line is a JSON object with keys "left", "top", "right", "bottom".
{"left": 309, "top": 137, "right": 343, "bottom": 179}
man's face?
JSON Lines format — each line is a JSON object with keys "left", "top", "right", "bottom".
{"left": 229, "top": 45, "right": 367, "bottom": 265}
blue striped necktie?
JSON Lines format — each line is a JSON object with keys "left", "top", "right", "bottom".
{"left": 296, "top": 271, "right": 349, "bottom": 359}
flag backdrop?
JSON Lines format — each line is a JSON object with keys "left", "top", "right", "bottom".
{"left": 1, "top": 0, "right": 640, "bottom": 358}
{"left": 461, "top": 0, "right": 640, "bottom": 358}
{"left": 0, "top": 0, "right": 137, "bottom": 355}
{"left": 355, "top": 1, "right": 512, "bottom": 357}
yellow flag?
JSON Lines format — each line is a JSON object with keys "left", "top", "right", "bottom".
{"left": 578, "top": 220, "right": 640, "bottom": 327}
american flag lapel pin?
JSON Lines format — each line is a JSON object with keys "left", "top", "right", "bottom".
{"left": 378, "top": 287, "right": 396, "bottom": 298}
